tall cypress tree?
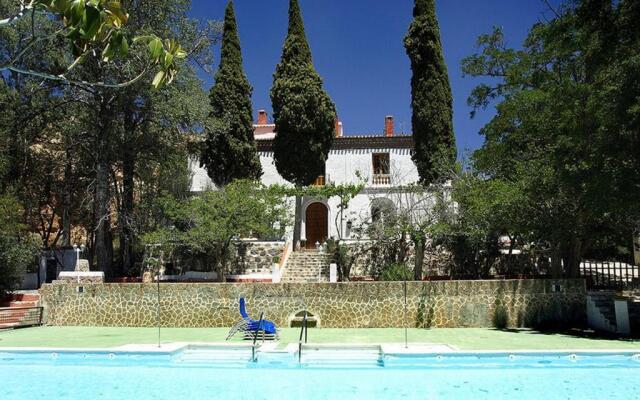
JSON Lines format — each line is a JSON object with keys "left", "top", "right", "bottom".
{"left": 404, "top": 0, "right": 456, "bottom": 185}
{"left": 201, "top": 0, "right": 261, "bottom": 187}
{"left": 271, "top": 0, "right": 337, "bottom": 249}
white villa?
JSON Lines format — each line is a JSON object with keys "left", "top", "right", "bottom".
{"left": 190, "top": 111, "right": 420, "bottom": 248}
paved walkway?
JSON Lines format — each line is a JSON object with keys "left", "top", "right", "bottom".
{"left": 1, "top": 327, "right": 638, "bottom": 350}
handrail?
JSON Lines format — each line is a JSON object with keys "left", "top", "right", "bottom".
{"left": 251, "top": 312, "right": 264, "bottom": 363}
{"left": 298, "top": 310, "right": 308, "bottom": 363}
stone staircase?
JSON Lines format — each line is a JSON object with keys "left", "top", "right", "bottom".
{"left": 587, "top": 291, "right": 617, "bottom": 333}
{"left": 280, "top": 250, "right": 331, "bottom": 283}
{"left": 0, "top": 292, "right": 43, "bottom": 329}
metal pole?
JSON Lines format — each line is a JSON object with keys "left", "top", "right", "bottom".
{"left": 157, "top": 270, "right": 161, "bottom": 348}
{"left": 403, "top": 279, "right": 408, "bottom": 349}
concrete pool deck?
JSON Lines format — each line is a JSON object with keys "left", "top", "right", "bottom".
{"left": 0, "top": 327, "right": 639, "bottom": 351}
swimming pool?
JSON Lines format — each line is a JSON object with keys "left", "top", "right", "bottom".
{"left": 1, "top": 346, "right": 639, "bottom": 399}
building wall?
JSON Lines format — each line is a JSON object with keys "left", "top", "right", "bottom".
{"left": 40, "top": 279, "right": 586, "bottom": 329}
{"left": 325, "top": 148, "right": 419, "bottom": 186}
{"left": 190, "top": 147, "right": 421, "bottom": 241}
{"left": 191, "top": 147, "right": 419, "bottom": 192}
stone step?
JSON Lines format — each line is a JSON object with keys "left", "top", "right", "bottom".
{"left": 281, "top": 252, "right": 331, "bottom": 283}
{"left": 587, "top": 292, "right": 618, "bottom": 332}
{"left": 0, "top": 293, "right": 41, "bottom": 308}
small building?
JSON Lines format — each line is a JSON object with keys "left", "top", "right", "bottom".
{"left": 190, "top": 111, "right": 420, "bottom": 248}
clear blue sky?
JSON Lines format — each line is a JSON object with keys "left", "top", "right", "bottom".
{"left": 191, "top": 0, "right": 560, "bottom": 155}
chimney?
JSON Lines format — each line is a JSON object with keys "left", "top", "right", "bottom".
{"left": 334, "top": 119, "right": 343, "bottom": 138}
{"left": 257, "top": 110, "right": 268, "bottom": 125}
{"left": 385, "top": 116, "right": 394, "bottom": 137}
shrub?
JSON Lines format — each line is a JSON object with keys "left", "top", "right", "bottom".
{"left": 0, "top": 194, "right": 39, "bottom": 294}
{"left": 380, "top": 263, "right": 413, "bottom": 282}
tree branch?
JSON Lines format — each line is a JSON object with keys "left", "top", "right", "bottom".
{"left": 0, "top": 64, "right": 153, "bottom": 89}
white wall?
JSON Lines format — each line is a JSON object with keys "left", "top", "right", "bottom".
{"left": 192, "top": 147, "right": 419, "bottom": 192}
{"left": 189, "top": 157, "right": 214, "bottom": 192}
{"left": 190, "top": 145, "right": 423, "bottom": 242}
{"left": 326, "top": 148, "right": 419, "bottom": 187}
{"left": 259, "top": 152, "right": 290, "bottom": 186}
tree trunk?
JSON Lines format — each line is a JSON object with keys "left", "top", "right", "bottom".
{"left": 119, "top": 145, "right": 135, "bottom": 276}
{"left": 293, "top": 194, "right": 302, "bottom": 251}
{"left": 562, "top": 238, "right": 583, "bottom": 278}
{"left": 61, "top": 153, "right": 73, "bottom": 247}
{"left": 217, "top": 246, "right": 228, "bottom": 283}
{"left": 550, "top": 242, "right": 563, "bottom": 278}
{"left": 95, "top": 98, "right": 113, "bottom": 276}
{"left": 414, "top": 237, "right": 425, "bottom": 281}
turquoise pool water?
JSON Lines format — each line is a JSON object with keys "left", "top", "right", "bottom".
{"left": 1, "top": 349, "right": 639, "bottom": 399}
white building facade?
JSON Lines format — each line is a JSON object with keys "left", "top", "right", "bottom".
{"left": 190, "top": 112, "right": 420, "bottom": 248}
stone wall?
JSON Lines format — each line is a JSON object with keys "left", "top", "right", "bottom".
{"left": 230, "top": 241, "right": 284, "bottom": 275}
{"left": 40, "top": 279, "right": 585, "bottom": 329}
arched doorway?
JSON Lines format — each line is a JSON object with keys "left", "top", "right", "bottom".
{"left": 305, "top": 202, "right": 328, "bottom": 249}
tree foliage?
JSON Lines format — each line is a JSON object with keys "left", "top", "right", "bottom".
{"left": 201, "top": 0, "right": 261, "bottom": 187}
{"left": 0, "top": 0, "right": 218, "bottom": 277}
{"left": 460, "top": 0, "right": 640, "bottom": 276}
{"left": 270, "top": 0, "right": 337, "bottom": 187}
{"left": 0, "top": 0, "right": 187, "bottom": 88}
{"left": 142, "top": 180, "right": 290, "bottom": 282}
{"left": 404, "top": 0, "right": 457, "bottom": 185}
{"left": 0, "top": 194, "right": 39, "bottom": 294}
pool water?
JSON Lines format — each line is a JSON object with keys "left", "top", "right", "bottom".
{"left": 1, "top": 349, "right": 639, "bottom": 400}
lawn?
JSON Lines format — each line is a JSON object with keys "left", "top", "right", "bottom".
{"left": 0, "top": 326, "right": 638, "bottom": 351}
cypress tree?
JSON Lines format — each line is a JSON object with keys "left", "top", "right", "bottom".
{"left": 404, "top": 0, "right": 456, "bottom": 185}
{"left": 271, "top": 0, "right": 337, "bottom": 186}
{"left": 271, "top": 0, "right": 337, "bottom": 249}
{"left": 201, "top": 0, "right": 261, "bottom": 187}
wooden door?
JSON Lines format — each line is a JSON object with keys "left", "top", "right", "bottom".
{"left": 305, "top": 203, "right": 328, "bottom": 249}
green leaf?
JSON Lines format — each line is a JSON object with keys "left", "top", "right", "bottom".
{"left": 148, "top": 38, "right": 163, "bottom": 60}
{"left": 119, "top": 35, "right": 129, "bottom": 56}
{"left": 101, "top": 42, "right": 113, "bottom": 61}
{"left": 151, "top": 70, "right": 165, "bottom": 89}
{"left": 162, "top": 52, "right": 173, "bottom": 69}
{"left": 81, "top": 6, "right": 101, "bottom": 39}
{"left": 70, "top": 0, "right": 85, "bottom": 25}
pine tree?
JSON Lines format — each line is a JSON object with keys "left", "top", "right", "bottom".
{"left": 404, "top": 0, "right": 456, "bottom": 185}
{"left": 201, "top": 0, "right": 261, "bottom": 187}
{"left": 270, "top": 0, "right": 337, "bottom": 249}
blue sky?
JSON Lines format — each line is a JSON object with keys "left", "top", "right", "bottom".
{"left": 190, "top": 0, "right": 560, "bottom": 155}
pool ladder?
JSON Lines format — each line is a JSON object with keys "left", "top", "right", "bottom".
{"left": 251, "top": 312, "right": 265, "bottom": 363}
{"left": 298, "top": 310, "right": 308, "bottom": 363}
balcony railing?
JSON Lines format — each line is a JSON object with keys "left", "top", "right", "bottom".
{"left": 372, "top": 174, "right": 391, "bottom": 186}
{"left": 312, "top": 176, "right": 326, "bottom": 187}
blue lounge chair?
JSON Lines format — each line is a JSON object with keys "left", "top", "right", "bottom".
{"left": 226, "top": 297, "right": 278, "bottom": 340}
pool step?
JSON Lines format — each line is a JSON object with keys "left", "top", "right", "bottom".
{"left": 174, "top": 347, "right": 254, "bottom": 365}
{"left": 299, "top": 346, "right": 383, "bottom": 367}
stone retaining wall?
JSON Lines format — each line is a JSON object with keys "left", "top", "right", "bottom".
{"left": 39, "top": 279, "right": 586, "bottom": 329}
{"left": 230, "top": 241, "right": 284, "bottom": 275}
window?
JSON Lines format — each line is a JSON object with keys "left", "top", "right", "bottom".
{"left": 371, "top": 198, "right": 396, "bottom": 224}
{"left": 372, "top": 153, "right": 390, "bottom": 175}
{"left": 311, "top": 164, "right": 327, "bottom": 186}
{"left": 372, "top": 153, "right": 390, "bottom": 185}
